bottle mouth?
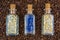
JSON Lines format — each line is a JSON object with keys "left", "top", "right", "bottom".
{"left": 9, "top": 9, "right": 17, "bottom": 14}
{"left": 44, "top": 8, "right": 51, "bottom": 14}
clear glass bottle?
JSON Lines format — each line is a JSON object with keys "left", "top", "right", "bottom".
{"left": 6, "top": 4, "right": 19, "bottom": 36}
{"left": 24, "top": 4, "right": 35, "bottom": 35}
{"left": 42, "top": 3, "right": 54, "bottom": 35}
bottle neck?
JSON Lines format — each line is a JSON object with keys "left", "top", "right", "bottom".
{"left": 27, "top": 11, "right": 32, "bottom": 14}
{"left": 45, "top": 9, "right": 51, "bottom": 14}
{"left": 10, "top": 9, "right": 16, "bottom": 14}
{"left": 27, "top": 9, "right": 34, "bottom": 14}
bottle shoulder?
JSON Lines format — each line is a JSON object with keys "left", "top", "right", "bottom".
{"left": 42, "top": 13, "right": 54, "bottom": 19}
{"left": 24, "top": 14, "right": 35, "bottom": 18}
{"left": 6, "top": 14, "right": 19, "bottom": 18}
{"left": 7, "top": 14, "right": 18, "bottom": 16}
{"left": 43, "top": 13, "right": 53, "bottom": 16}
{"left": 25, "top": 14, "right": 35, "bottom": 16}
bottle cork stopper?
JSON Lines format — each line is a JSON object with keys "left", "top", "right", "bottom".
{"left": 45, "top": 3, "right": 50, "bottom": 10}
{"left": 10, "top": 4, "right": 16, "bottom": 10}
{"left": 27, "top": 4, "right": 33, "bottom": 13}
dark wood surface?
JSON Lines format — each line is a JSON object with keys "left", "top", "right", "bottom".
{"left": 0, "top": 0, "right": 60, "bottom": 40}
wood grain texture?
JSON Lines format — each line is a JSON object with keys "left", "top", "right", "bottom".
{"left": 0, "top": 0, "right": 60, "bottom": 40}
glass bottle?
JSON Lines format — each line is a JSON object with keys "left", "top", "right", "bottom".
{"left": 6, "top": 4, "right": 19, "bottom": 36}
{"left": 24, "top": 4, "right": 35, "bottom": 35}
{"left": 42, "top": 3, "right": 54, "bottom": 35}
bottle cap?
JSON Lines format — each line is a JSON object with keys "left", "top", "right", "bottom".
{"left": 45, "top": 3, "right": 50, "bottom": 11}
{"left": 10, "top": 4, "right": 16, "bottom": 10}
{"left": 27, "top": 4, "right": 33, "bottom": 13}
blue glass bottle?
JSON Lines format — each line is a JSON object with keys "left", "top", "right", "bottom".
{"left": 24, "top": 4, "right": 35, "bottom": 35}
